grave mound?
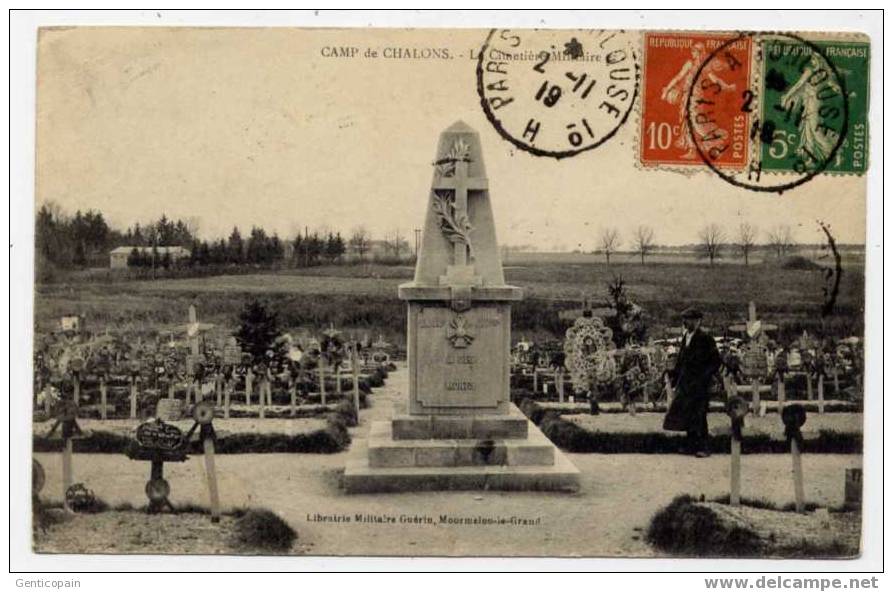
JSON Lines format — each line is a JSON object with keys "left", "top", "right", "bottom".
{"left": 646, "top": 495, "right": 860, "bottom": 558}
{"left": 33, "top": 505, "right": 302, "bottom": 555}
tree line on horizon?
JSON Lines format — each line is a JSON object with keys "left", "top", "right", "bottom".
{"left": 594, "top": 222, "right": 805, "bottom": 266}
{"left": 35, "top": 201, "right": 837, "bottom": 276}
{"left": 35, "top": 202, "right": 411, "bottom": 273}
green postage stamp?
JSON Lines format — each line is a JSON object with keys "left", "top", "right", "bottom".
{"left": 759, "top": 36, "right": 870, "bottom": 175}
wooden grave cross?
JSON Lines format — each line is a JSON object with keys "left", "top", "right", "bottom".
{"left": 244, "top": 357, "right": 254, "bottom": 406}
{"left": 781, "top": 404, "right": 808, "bottom": 512}
{"left": 187, "top": 305, "right": 200, "bottom": 356}
{"left": 725, "top": 397, "right": 750, "bottom": 507}
{"left": 69, "top": 357, "right": 85, "bottom": 409}
{"left": 183, "top": 401, "right": 221, "bottom": 522}
{"left": 729, "top": 301, "right": 777, "bottom": 413}
{"left": 166, "top": 359, "right": 177, "bottom": 400}
{"left": 128, "top": 359, "right": 142, "bottom": 419}
{"left": 99, "top": 375, "right": 108, "bottom": 420}
{"left": 351, "top": 342, "right": 361, "bottom": 419}
{"left": 45, "top": 401, "right": 85, "bottom": 512}
{"left": 289, "top": 365, "right": 298, "bottom": 417}
{"left": 318, "top": 356, "right": 327, "bottom": 407}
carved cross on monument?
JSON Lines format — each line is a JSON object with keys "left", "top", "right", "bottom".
{"left": 432, "top": 142, "right": 488, "bottom": 287}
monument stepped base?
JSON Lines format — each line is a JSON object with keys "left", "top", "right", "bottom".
{"left": 343, "top": 406, "right": 580, "bottom": 494}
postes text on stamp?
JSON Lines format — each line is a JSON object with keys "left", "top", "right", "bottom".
{"left": 759, "top": 37, "right": 869, "bottom": 175}
{"left": 686, "top": 32, "right": 849, "bottom": 193}
{"left": 640, "top": 32, "right": 752, "bottom": 169}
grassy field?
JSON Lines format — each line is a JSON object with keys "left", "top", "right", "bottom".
{"left": 35, "top": 254, "right": 864, "bottom": 346}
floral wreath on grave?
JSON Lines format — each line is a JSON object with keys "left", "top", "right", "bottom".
{"left": 563, "top": 315, "right": 616, "bottom": 393}
{"left": 320, "top": 333, "right": 345, "bottom": 368}
{"left": 65, "top": 483, "right": 97, "bottom": 513}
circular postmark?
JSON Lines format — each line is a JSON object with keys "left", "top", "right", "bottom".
{"left": 477, "top": 29, "right": 639, "bottom": 158}
{"left": 686, "top": 32, "right": 849, "bottom": 193}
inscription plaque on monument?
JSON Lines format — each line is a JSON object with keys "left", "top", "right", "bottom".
{"left": 412, "top": 304, "right": 510, "bottom": 411}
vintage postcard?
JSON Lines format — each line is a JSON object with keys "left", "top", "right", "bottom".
{"left": 23, "top": 22, "right": 874, "bottom": 563}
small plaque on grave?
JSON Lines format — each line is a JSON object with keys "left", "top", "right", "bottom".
{"left": 223, "top": 343, "right": 242, "bottom": 365}
{"left": 155, "top": 399, "right": 185, "bottom": 421}
{"left": 742, "top": 342, "right": 768, "bottom": 379}
{"left": 135, "top": 420, "right": 185, "bottom": 452}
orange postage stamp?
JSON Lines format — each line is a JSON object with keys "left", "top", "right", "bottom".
{"left": 640, "top": 32, "right": 752, "bottom": 169}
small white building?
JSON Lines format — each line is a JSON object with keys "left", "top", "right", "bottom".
{"left": 109, "top": 246, "right": 192, "bottom": 269}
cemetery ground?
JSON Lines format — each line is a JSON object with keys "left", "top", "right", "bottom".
{"left": 34, "top": 363, "right": 862, "bottom": 558}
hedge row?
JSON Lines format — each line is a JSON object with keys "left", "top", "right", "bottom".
{"left": 33, "top": 401, "right": 355, "bottom": 454}
{"left": 511, "top": 387, "right": 862, "bottom": 414}
{"left": 517, "top": 399, "right": 862, "bottom": 454}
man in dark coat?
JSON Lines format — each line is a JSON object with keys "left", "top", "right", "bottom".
{"left": 663, "top": 308, "right": 722, "bottom": 457}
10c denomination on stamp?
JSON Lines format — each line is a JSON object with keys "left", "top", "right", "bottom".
{"left": 640, "top": 32, "right": 752, "bottom": 169}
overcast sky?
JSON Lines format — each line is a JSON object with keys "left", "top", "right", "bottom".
{"left": 35, "top": 27, "right": 867, "bottom": 249}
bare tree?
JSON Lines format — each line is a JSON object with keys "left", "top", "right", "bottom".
{"left": 598, "top": 227, "right": 621, "bottom": 265}
{"left": 766, "top": 225, "right": 794, "bottom": 259}
{"left": 633, "top": 225, "right": 656, "bottom": 264}
{"left": 386, "top": 228, "right": 408, "bottom": 259}
{"left": 698, "top": 223, "right": 724, "bottom": 266}
{"left": 349, "top": 225, "right": 371, "bottom": 260}
{"left": 737, "top": 222, "right": 757, "bottom": 265}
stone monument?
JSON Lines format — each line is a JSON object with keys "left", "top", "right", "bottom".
{"left": 343, "top": 121, "right": 580, "bottom": 493}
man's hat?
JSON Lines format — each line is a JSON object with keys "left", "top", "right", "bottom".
{"left": 680, "top": 307, "right": 703, "bottom": 320}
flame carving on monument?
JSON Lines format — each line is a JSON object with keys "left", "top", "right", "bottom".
{"left": 432, "top": 191, "right": 475, "bottom": 259}
{"left": 446, "top": 314, "right": 475, "bottom": 348}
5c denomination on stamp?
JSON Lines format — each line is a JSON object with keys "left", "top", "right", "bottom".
{"left": 477, "top": 29, "right": 639, "bottom": 159}
{"left": 758, "top": 37, "right": 869, "bottom": 175}
{"left": 687, "top": 32, "right": 849, "bottom": 193}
